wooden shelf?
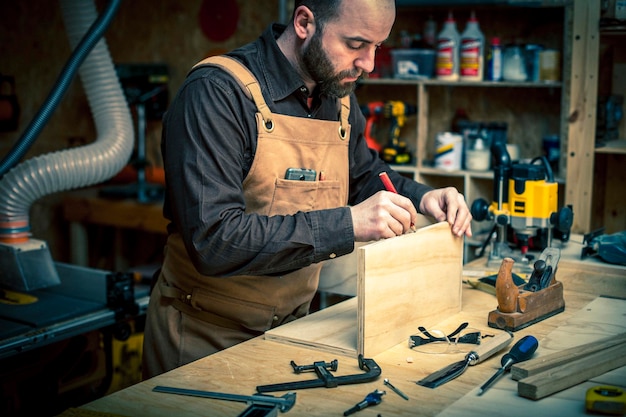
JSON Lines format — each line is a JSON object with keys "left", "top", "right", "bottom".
{"left": 599, "top": 27, "right": 626, "bottom": 36}
{"left": 361, "top": 78, "right": 562, "bottom": 88}
{"left": 595, "top": 139, "right": 626, "bottom": 155}
{"left": 395, "top": 0, "right": 569, "bottom": 6}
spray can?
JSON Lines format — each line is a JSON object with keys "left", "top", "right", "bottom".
{"left": 436, "top": 12, "right": 460, "bottom": 81}
{"left": 486, "top": 37, "right": 502, "bottom": 81}
{"left": 460, "top": 11, "right": 484, "bottom": 81}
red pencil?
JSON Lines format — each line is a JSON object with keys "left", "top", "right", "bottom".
{"left": 378, "top": 172, "right": 416, "bottom": 232}
{"left": 378, "top": 172, "right": 398, "bottom": 193}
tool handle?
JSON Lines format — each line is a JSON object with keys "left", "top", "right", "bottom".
{"left": 495, "top": 258, "right": 519, "bottom": 313}
{"left": 469, "top": 331, "right": 513, "bottom": 365}
{"left": 501, "top": 335, "right": 538, "bottom": 369}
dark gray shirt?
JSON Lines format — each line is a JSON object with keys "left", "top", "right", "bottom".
{"left": 161, "top": 24, "right": 432, "bottom": 277}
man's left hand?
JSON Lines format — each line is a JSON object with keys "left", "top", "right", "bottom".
{"left": 419, "top": 187, "right": 473, "bottom": 237}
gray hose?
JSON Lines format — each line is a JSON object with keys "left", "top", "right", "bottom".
{"left": 0, "top": 0, "right": 133, "bottom": 237}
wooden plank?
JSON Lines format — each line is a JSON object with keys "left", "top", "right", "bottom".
{"left": 564, "top": 0, "right": 601, "bottom": 233}
{"left": 417, "top": 82, "right": 428, "bottom": 170}
{"left": 511, "top": 333, "right": 626, "bottom": 380}
{"left": 357, "top": 221, "right": 462, "bottom": 357}
{"left": 602, "top": 154, "right": 626, "bottom": 233}
{"left": 517, "top": 342, "right": 626, "bottom": 400}
{"left": 265, "top": 222, "right": 463, "bottom": 357}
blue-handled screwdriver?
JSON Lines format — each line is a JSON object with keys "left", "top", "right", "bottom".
{"left": 343, "top": 389, "right": 385, "bottom": 416}
{"left": 477, "top": 335, "right": 539, "bottom": 396}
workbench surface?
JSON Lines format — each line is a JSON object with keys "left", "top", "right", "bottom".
{"left": 78, "top": 255, "right": 626, "bottom": 417}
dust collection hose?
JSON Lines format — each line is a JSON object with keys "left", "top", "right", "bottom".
{"left": 0, "top": 0, "right": 133, "bottom": 241}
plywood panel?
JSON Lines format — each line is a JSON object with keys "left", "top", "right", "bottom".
{"left": 265, "top": 222, "right": 464, "bottom": 357}
{"left": 358, "top": 221, "right": 463, "bottom": 356}
{"left": 264, "top": 297, "right": 357, "bottom": 356}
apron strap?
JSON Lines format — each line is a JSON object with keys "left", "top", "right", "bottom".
{"left": 193, "top": 55, "right": 351, "bottom": 137}
{"left": 338, "top": 95, "right": 350, "bottom": 140}
{"left": 157, "top": 274, "right": 253, "bottom": 333}
{"left": 193, "top": 56, "right": 274, "bottom": 132}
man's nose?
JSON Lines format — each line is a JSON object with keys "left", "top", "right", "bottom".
{"left": 355, "top": 47, "right": 377, "bottom": 74}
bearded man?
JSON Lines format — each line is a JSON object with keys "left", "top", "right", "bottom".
{"left": 142, "top": 0, "right": 472, "bottom": 379}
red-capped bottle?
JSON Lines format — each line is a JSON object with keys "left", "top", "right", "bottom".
{"left": 460, "top": 11, "right": 484, "bottom": 81}
{"left": 436, "top": 12, "right": 460, "bottom": 81}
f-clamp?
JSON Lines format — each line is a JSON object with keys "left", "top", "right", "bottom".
{"left": 256, "top": 354, "right": 381, "bottom": 393}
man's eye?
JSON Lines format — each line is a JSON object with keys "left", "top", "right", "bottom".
{"left": 347, "top": 42, "right": 365, "bottom": 50}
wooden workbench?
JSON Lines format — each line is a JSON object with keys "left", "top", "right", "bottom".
{"left": 73, "top": 247, "right": 625, "bottom": 417}
{"left": 63, "top": 188, "right": 168, "bottom": 270}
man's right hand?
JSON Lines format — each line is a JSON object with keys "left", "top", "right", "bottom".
{"left": 350, "top": 191, "right": 418, "bottom": 241}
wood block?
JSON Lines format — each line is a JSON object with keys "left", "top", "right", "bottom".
{"left": 265, "top": 222, "right": 463, "bottom": 357}
{"left": 517, "top": 342, "right": 626, "bottom": 400}
{"left": 511, "top": 332, "right": 626, "bottom": 381}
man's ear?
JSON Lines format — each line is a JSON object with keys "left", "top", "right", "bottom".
{"left": 293, "top": 5, "right": 315, "bottom": 41}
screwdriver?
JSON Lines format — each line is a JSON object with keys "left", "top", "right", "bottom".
{"left": 343, "top": 389, "right": 385, "bottom": 416}
{"left": 477, "top": 335, "right": 538, "bottom": 396}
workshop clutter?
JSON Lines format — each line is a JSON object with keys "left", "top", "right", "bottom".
{"left": 391, "top": 49, "right": 436, "bottom": 79}
{"left": 433, "top": 109, "right": 508, "bottom": 172}
{"left": 434, "top": 132, "right": 463, "bottom": 171}
{"left": 386, "top": 11, "right": 561, "bottom": 82}
{"left": 360, "top": 100, "right": 416, "bottom": 164}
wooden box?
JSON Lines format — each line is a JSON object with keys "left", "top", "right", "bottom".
{"left": 264, "top": 221, "right": 463, "bottom": 357}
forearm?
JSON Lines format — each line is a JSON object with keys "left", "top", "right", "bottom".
{"left": 182, "top": 207, "right": 354, "bottom": 277}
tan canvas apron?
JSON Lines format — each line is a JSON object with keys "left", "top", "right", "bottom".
{"left": 142, "top": 56, "right": 351, "bottom": 378}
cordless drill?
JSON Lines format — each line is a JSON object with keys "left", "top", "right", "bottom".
{"left": 380, "top": 101, "right": 416, "bottom": 165}
{"left": 360, "top": 101, "right": 385, "bottom": 152}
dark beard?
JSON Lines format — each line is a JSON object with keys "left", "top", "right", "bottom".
{"left": 302, "top": 30, "right": 361, "bottom": 98}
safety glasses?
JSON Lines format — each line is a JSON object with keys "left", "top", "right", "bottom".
{"left": 408, "top": 322, "right": 491, "bottom": 354}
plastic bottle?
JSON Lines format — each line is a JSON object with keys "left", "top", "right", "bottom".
{"left": 423, "top": 15, "right": 437, "bottom": 48}
{"left": 486, "top": 37, "right": 503, "bottom": 81}
{"left": 460, "top": 11, "right": 484, "bottom": 81}
{"left": 436, "top": 12, "right": 460, "bottom": 81}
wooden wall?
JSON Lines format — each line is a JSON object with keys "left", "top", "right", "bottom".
{"left": 0, "top": 0, "right": 281, "bottom": 262}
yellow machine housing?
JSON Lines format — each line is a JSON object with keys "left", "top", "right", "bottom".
{"left": 470, "top": 144, "right": 573, "bottom": 268}
{"left": 508, "top": 177, "right": 558, "bottom": 230}
{"left": 489, "top": 177, "right": 557, "bottom": 227}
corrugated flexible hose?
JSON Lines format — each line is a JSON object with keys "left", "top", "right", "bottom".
{"left": 0, "top": 0, "right": 133, "bottom": 239}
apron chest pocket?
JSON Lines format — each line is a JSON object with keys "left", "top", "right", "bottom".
{"left": 270, "top": 179, "right": 342, "bottom": 216}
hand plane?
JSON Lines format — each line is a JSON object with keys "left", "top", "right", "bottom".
{"left": 488, "top": 248, "right": 565, "bottom": 331}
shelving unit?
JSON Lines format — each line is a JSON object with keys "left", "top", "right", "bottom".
{"left": 590, "top": 18, "right": 626, "bottom": 233}
{"left": 358, "top": 78, "right": 563, "bottom": 211}
{"left": 354, "top": 0, "right": 616, "bottom": 235}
